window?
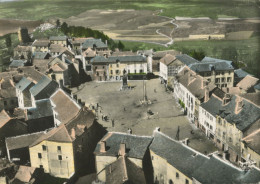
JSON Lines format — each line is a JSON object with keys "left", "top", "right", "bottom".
{"left": 169, "top": 179, "right": 173, "bottom": 184}
{"left": 221, "top": 77, "right": 225, "bottom": 82}
{"left": 186, "top": 179, "right": 189, "bottom": 184}
{"left": 58, "top": 155, "right": 62, "bottom": 160}
{"left": 57, "top": 146, "right": 61, "bottom": 151}
{"left": 140, "top": 69, "right": 143, "bottom": 73}
{"left": 134, "top": 69, "right": 136, "bottom": 74}
{"left": 116, "top": 64, "right": 119, "bottom": 68}
{"left": 42, "top": 145, "right": 47, "bottom": 151}
{"left": 97, "top": 72, "right": 99, "bottom": 76}
{"left": 39, "top": 165, "right": 43, "bottom": 168}
{"left": 110, "top": 70, "right": 113, "bottom": 74}
{"left": 176, "top": 172, "right": 179, "bottom": 178}
{"left": 38, "top": 153, "right": 42, "bottom": 159}
{"left": 227, "top": 77, "right": 231, "bottom": 82}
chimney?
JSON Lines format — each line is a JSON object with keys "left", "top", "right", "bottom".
{"left": 155, "top": 127, "right": 160, "bottom": 132}
{"left": 222, "top": 93, "right": 231, "bottom": 105}
{"left": 235, "top": 96, "right": 243, "bottom": 114}
{"left": 71, "top": 93, "right": 77, "bottom": 100}
{"left": 204, "top": 87, "right": 209, "bottom": 102}
{"left": 118, "top": 143, "right": 126, "bottom": 156}
{"left": 59, "top": 79, "right": 64, "bottom": 89}
{"left": 77, "top": 99, "right": 81, "bottom": 104}
{"left": 71, "top": 128, "right": 76, "bottom": 139}
{"left": 100, "top": 141, "right": 106, "bottom": 153}
{"left": 188, "top": 73, "right": 192, "bottom": 84}
{"left": 127, "top": 128, "right": 132, "bottom": 134}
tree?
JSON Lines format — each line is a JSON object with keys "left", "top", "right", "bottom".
{"left": 61, "top": 22, "right": 68, "bottom": 34}
{"left": 56, "top": 19, "right": 61, "bottom": 27}
{"left": 118, "top": 41, "right": 125, "bottom": 51}
{"left": 5, "top": 34, "right": 12, "bottom": 48}
{"left": 189, "top": 49, "right": 205, "bottom": 61}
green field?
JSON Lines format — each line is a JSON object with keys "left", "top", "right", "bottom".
{"left": 122, "top": 36, "right": 260, "bottom": 77}
{"left": 0, "top": 0, "right": 259, "bottom": 20}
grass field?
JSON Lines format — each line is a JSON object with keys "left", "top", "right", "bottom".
{"left": 122, "top": 36, "right": 260, "bottom": 77}
{"left": 0, "top": 0, "right": 259, "bottom": 21}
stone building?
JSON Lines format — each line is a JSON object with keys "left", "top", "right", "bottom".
{"left": 29, "top": 107, "right": 106, "bottom": 178}
{"left": 17, "top": 27, "right": 31, "bottom": 44}
{"left": 174, "top": 67, "right": 216, "bottom": 124}
{"left": 31, "top": 40, "right": 50, "bottom": 53}
{"left": 82, "top": 39, "right": 108, "bottom": 52}
{"left": 94, "top": 132, "right": 153, "bottom": 183}
{"left": 190, "top": 57, "right": 234, "bottom": 88}
{"left": 15, "top": 77, "right": 35, "bottom": 109}
{"left": 0, "top": 77, "right": 18, "bottom": 111}
{"left": 150, "top": 128, "right": 260, "bottom": 184}
{"left": 49, "top": 36, "right": 68, "bottom": 46}
{"left": 200, "top": 93, "right": 260, "bottom": 163}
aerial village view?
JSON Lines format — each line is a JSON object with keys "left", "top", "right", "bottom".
{"left": 0, "top": 0, "right": 260, "bottom": 184}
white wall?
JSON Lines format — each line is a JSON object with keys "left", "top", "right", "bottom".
{"left": 199, "top": 106, "right": 216, "bottom": 137}
{"left": 159, "top": 62, "right": 168, "bottom": 81}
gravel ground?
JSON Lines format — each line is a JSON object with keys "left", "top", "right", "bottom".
{"left": 71, "top": 79, "right": 217, "bottom": 154}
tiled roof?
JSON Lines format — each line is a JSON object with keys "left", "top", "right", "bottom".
{"left": 254, "top": 83, "right": 260, "bottom": 91}
{"left": 0, "top": 87, "right": 16, "bottom": 99}
{"left": 105, "top": 156, "right": 146, "bottom": 184}
{"left": 18, "top": 66, "right": 45, "bottom": 82}
{"left": 49, "top": 36, "right": 67, "bottom": 41}
{"left": 50, "top": 89, "right": 81, "bottom": 124}
{"left": 107, "top": 55, "right": 146, "bottom": 63}
{"left": 0, "top": 110, "right": 11, "bottom": 128}
{"left": 175, "top": 54, "right": 199, "bottom": 66}
{"left": 49, "top": 44, "right": 67, "bottom": 53}
{"left": 112, "top": 51, "right": 136, "bottom": 56}
{"left": 14, "top": 166, "right": 38, "bottom": 183}
{"left": 30, "top": 107, "right": 95, "bottom": 146}
{"left": 240, "top": 92, "right": 260, "bottom": 106}
{"left": 159, "top": 54, "right": 176, "bottom": 65}
{"left": 14, "top": 45, "right": 31, "bottom": 52}
{"left": 15, "top": 77, "right": 34, "bottom": 92}
{"left": 237, "top": 75, "right": 259, "bottom": 91}
{"left": 83, "top": 48, "right": 96, "bottom": 58}
{"left": 29, "top": 76, "right": 58, "bottom": 100}
{"left": 82, "top": 38, "right": 107, "bottom": 49}
{"left": 95, "top": 132, "right": 153, "bottom": 159}
{"left": 6, "top": 131, "right": 46, "bottom": 151}
{"left": 32, "top": 40, "right": 50, "bottom": 47}
{"left": 242, "top": 128, "right": 260, "bottom": 155}
{"left": 201, "top": 95, "right": 260, "bottom": 131}
{"left": 178, "top": 67, "right": 216, "bottom": 100}
{"left": 153, "top": 50, "right": 180, "bottom": 59}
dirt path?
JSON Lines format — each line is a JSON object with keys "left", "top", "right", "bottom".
{"left": 155, "top": 10, "right": 179, "bottom": 47}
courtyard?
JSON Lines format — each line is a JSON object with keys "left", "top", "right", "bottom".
{"left": 71, "top": 78, "right": 217, "bottom": 154}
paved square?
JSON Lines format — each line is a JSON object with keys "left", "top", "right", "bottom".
{"left": 72, "top": 79, "right": 217, "bottom": 154}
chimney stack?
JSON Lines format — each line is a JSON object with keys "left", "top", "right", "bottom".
{"left": 71, "top": 128, "right": 76, "bottom": 140}
{"left": 118, "top": 143, "right": 126, "bottom": 156}
{"left": 235, "top": 96, "right": 243, "bottom": 114}
{"left": 100, "top": 141, "right": 106, "bottom": 153}
{"left": 222, "top": 93, "right": 231, "bottom": 105}
{"left": 127, "top": 128, "right": 132, "bottom": 134}
{"left": 204, "top": 87, "right": 209, "bottom": 102}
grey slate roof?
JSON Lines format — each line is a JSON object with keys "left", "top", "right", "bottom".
{"left": 33, "top": 52, "right": 50, "bottom": 59}
{"left": 15, "top": 77, "right": 33, "bottom": 91}
{"left": 234, "top": 69, "right": 252, "bottom": 79}
{"left": 9, "top": 60, "right": 27, "bottom": 68}
{"left": 201, "top": 95, "right": 260, "bottom": 131}
{"left": 107, "top": 55, "right": 146, "bottom": 63}
{"left": 6, "top": 131, "right": 46, "bottom": 151}
{"left": 150, "top": 131, "right": 260, "bottom": 184}
{"left": 254, "top": 83, "right": 260, "bottom": 91}
{"left": 29, "top": 76, "right": 58, "bottom": 100}
{"left": 95, "top": 132, "right": 153, "bottom": 159}
{"left": 49, "top": 36, "right": 67, "bottom": 41}
{"left": 175, "top": 54, "right": 198, "bottom": 66}
{"left": 27, "top": 99, "right": 53, "bottom": 119}
{"left": 201, "top": 56, "right": 233, "bottom": 65}
{"left": 82, "top": 39, "right": 107, "bottom": 49}
{"left": 91, "top": 55, "right": 146, "bottom": 64}
{"left": 190, "top": 61, "right": 234, "bottom": 72}
{"left": 150, "top": 131, "right": 208, "bottom": 179}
